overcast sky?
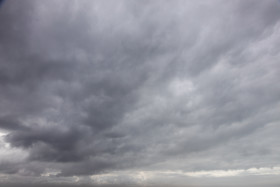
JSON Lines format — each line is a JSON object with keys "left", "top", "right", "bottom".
{"left": 1, "top": 0, "right": 280, "bottom": 186}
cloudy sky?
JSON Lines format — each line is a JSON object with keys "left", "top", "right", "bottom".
{"left": 1, "top": 0, "right": 280, "bottom": 186}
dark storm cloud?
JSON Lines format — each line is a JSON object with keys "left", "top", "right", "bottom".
{"left": 0, "top": 0, "right": 159, "bottom": 175}
{"left": 1, "top": 0, "right": 280, "bottom": 185}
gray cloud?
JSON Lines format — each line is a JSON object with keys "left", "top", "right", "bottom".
{"left": 1, "top": 0, "right": 280, "bottom": 186}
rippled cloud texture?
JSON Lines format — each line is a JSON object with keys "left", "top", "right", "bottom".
{"left": 1, "top": 0, "right": 280, "bottom": 186}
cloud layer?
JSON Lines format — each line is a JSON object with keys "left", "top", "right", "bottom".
{"left": 1, "top": 0, "right": 280, "bottom": 186}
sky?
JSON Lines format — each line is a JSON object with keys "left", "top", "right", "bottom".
{"left": 0, "top": 0, "right": 280, "bottom": 186}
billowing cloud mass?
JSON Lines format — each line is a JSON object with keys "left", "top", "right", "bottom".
{"left": 1, "top": 0, "right": 280, "bottom": 186}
